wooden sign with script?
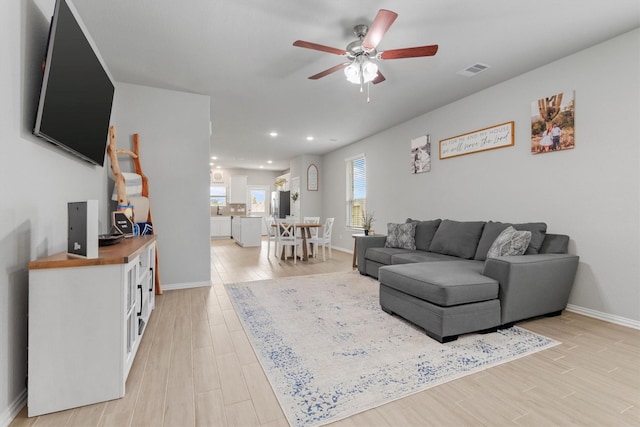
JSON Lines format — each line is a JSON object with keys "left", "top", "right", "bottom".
{"left": 439, "top": 121, "right": 515, "bottom": 159}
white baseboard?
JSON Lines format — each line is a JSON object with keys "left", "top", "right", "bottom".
{"left": 161, "top": 280, "right": 211, "bottom": 292}
{"left": 1, "top": 388, "right": 26, "bottom": 427}
{"left": 332, "top": 245, "right": 352, "bottom": 254}
{"left": 566, "top": 304, "right": 640, "bottom": 330}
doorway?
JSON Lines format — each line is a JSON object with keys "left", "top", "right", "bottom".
{"left": 247, "top": 185, "right": 270, "bottom": 234}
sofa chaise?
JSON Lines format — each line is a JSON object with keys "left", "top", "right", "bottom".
{"left": 356, "top": 219, "right": 579, "bottom": 342}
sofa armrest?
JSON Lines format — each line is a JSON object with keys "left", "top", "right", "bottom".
{"left": 482, "top": 254, "right": 579, "bottom": 325}
{"left": 356, "top": 235, "right": 387, "bottom": 274}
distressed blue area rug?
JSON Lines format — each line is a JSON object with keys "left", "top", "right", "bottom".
{"left": 225, "top": 272, "right": 559, "bottom": 427}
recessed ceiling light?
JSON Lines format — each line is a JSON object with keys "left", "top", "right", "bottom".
{"left": 259, "top": 165, "right": 264, "bottom": 169}
{"left": 267, "top": 160, "right": 273, "bottom": 164}
{"left": 306, "top": 136, "right": 314, "bottom": 141}
{"left": 269, "top": 132, "right": 278, "bottom": 137}
{"left": 216, "top": 166, "right": 221, "bottom": 169}
{"left": 211, "top": 156, "right": 217, "bottom": 160}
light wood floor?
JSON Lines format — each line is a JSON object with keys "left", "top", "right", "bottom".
{"left": 11, "top": 238, "right": 640, "bottom": 426}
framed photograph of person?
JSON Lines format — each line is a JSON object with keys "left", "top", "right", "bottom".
{"left": 411, "top": 135, "right": 431, "bottom": 174}
{"left": 531, "top": 90, "right": 575, "bottom": 154}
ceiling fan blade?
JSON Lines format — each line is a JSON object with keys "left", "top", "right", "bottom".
{"left": 308, "top": 63, "right": 349, "bottom": 80}
{"left": 372, "top": 71, "right": 386, "bottom": 85}
{"left": 361, "top": 9, "right": 398, "bottom": 52}
{"left": 379, "top": 44, "right": 439, "bottom": 60}
{"left": 293, "top": 40, "right": 346, "bottom": 56}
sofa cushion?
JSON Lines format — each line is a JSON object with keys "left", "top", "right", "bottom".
{"left": 474, "top": 221, "right": 547, "bottom": 260}
{"left": 428, "top": 220, "right": 486, "bottom": 259}
{"left": 406, "top": 218, "right": 442, "bottom": 251}
{"left": 486, "top": 226, "right": 532, "bottom": 258}
{"left": 378, "top": 261, "right": 497, "bottom": 307}
{"left": 539, "top": 234, "right": 569, "bottom": 254}
{"left": 366, "top": 247, "right": 416, "bottom": 265}
{"left": 391, "top": 251, "right": 460, "bottom": 265}
{"left": 385, "top": 222, "right": 417, "bottom": 250}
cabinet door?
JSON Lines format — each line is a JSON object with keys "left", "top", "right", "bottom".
{"left": 220, "top": 218, "right": 231, "bottom": 236}
{"left": 210, "top": 218, "right": 220, "bottom": 237}
{"left": 229, "top": 175, "right": 247, "bottom": 204}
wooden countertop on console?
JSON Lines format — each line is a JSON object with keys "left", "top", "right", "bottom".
{"left": 29, "top": 235, "right": 157, "bottom": 270}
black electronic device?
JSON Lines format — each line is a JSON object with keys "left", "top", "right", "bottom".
{"left": 33, "top": 0, "right": 115, "bottom": 166}
{"left": 68, "top": 200, "right": 99, "bottom": 258}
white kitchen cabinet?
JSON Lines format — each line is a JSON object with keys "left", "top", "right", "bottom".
{"left": 210, "top": 216, "right": 231, "bottom": 238}
{"left": 233, "top": 216, "right": 262, "bottom": 247}
{"left": 229, "top": 175, "right": 248, "bottom": 204}
{"left": 27, "top": 236, "right": 156, "bottom": 416}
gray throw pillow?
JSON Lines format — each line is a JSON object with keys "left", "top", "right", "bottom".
{"left": 405, "top": 218, "right": 442, "bottom": 251}
{"left": 486, "top": 226, "right": 532, "bottom": 258}
{"left": 428, "top": 220, "right": 486, "bottom": 259}
{"left": 513, "top": 222, "right": 547, "bottom": 255}
{"left": 385, "top": 222, "right": 417, "bottom": 250}
{"left": 474, "top": 221, "right": 547, "bottom": 260}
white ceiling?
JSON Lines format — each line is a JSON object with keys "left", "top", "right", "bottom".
{"left": 67, "top": 0, "right": 639, "bottom": 171}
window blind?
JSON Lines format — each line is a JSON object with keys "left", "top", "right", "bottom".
{"left": 347, "top": 155, "right": 366, "bottom": 228}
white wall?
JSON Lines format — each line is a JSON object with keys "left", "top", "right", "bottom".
{"left": 323, "top": 29, "right": 640, "bottom": 325}
{"left": 0, "top": 1, "right": 114, "bottom": 424}
{"left": 0, "top": 3, "right": 213, "bottom": 422}
{"left": 111, "top": 83, "right": 211, "bottom": 289}
{"left": 221, "top": 168, "right": 281, "bottom": 189}
{"left": 289, "top": 155, "right": 323, "bottom": 220}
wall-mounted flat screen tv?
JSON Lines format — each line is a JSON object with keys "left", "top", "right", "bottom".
{"left": 34, "top": 0, "right": 115, "bottom": 166}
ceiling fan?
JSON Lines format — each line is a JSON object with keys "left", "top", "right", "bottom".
{"left": 293, "top": 9, "right": 438, "bottom": 88}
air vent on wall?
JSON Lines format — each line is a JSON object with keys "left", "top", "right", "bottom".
{"left": 457, "top": 63, "right": 490, "bottom": 77}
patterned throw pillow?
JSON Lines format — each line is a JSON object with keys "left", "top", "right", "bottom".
{"left": 486, "top": 226, "right": 532, "bottom": 258}
{"left": 385, "top": 222, "right": 417, "bottom": 250}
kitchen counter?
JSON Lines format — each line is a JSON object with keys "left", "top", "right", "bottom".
{"left": 231, "top": 216, "right": 262, "bottom": 247}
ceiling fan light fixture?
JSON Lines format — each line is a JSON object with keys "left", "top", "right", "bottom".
{"left": 344, "top": 61, "right": 361, "bottom": 84}
{"left": 362, "top": 60, "right": 378, "bottom": 83}
{"left": 344, "top": 57, "right": 378, "bottom": 84}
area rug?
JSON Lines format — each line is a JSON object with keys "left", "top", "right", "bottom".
{"left": 225, "top": 272, "right": 559, "bottom": 427}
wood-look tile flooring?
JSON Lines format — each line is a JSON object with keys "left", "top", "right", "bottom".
{"left": 11, "top": 238, "right": 640, "bottom": 426}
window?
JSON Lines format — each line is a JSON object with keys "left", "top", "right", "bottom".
{"left": 250, "top": 188, "right": 266, "bottom": 213}
{"left": 346, "top": 154, "right": 366, "bottom": 228}
{"left": 210, "top": 185, "right": 227, "bottom": 206}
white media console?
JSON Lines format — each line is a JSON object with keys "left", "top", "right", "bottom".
{"left": 27, "top": 236, "right": 156, "bottom": 416}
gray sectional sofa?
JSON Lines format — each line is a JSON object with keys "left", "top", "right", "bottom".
{"left": 356, "top": 219, "right": 579, "bottom": 342}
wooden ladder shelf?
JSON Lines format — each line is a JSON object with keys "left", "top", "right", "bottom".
{"left": 107, "top": 126, "right": 162, "bottom": 294}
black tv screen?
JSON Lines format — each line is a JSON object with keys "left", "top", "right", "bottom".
{"left": 34, "top": 0, "right": 115, "bottom": 166}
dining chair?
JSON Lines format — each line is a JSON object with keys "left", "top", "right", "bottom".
{"left": 264, "top": 216, "right": 277, "bottom": 257}
{"left": 275, "top": 218, "right": 302, "bottom": 263}
{"left": 303, "top": 216, "right": 320, "bottom": 256}
{"left": 308, "top": 217, "right": 334, "bottom": 261}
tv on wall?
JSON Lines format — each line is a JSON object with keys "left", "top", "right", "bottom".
{"left": 34, "top": 0, "right": 115, "bottom": 167}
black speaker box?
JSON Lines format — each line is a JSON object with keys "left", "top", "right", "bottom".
{"left": 67, "top": 200, "right": 98, "bottom": 258}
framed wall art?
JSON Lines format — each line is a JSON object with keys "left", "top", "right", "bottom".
{"left": 307, "top": 164, "right": 318, "bottom": 191}
{"left": 531, "top": 90, "right": 575, "bottom": 154}
{"left": 411, "top": 135, "right": 431, "bottom": 173}
{"left": 439, "top": 121, "right": 514, "bottom": 159}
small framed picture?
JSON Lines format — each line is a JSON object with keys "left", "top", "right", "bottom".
{"left": 411, "top": 135, "right": 431, "bottom": 173}
{"left": 307, "top": 164, "right": 318, "bottom": 191}
{"left": 112, "top": 211, "right": 134, "bottom": 237}
{"left": 531, "top": 91, "right": 575, "bottom": 154}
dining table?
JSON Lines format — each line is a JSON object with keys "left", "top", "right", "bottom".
{"left": 273, "top": 222, "right": 322, "bottom": 261}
